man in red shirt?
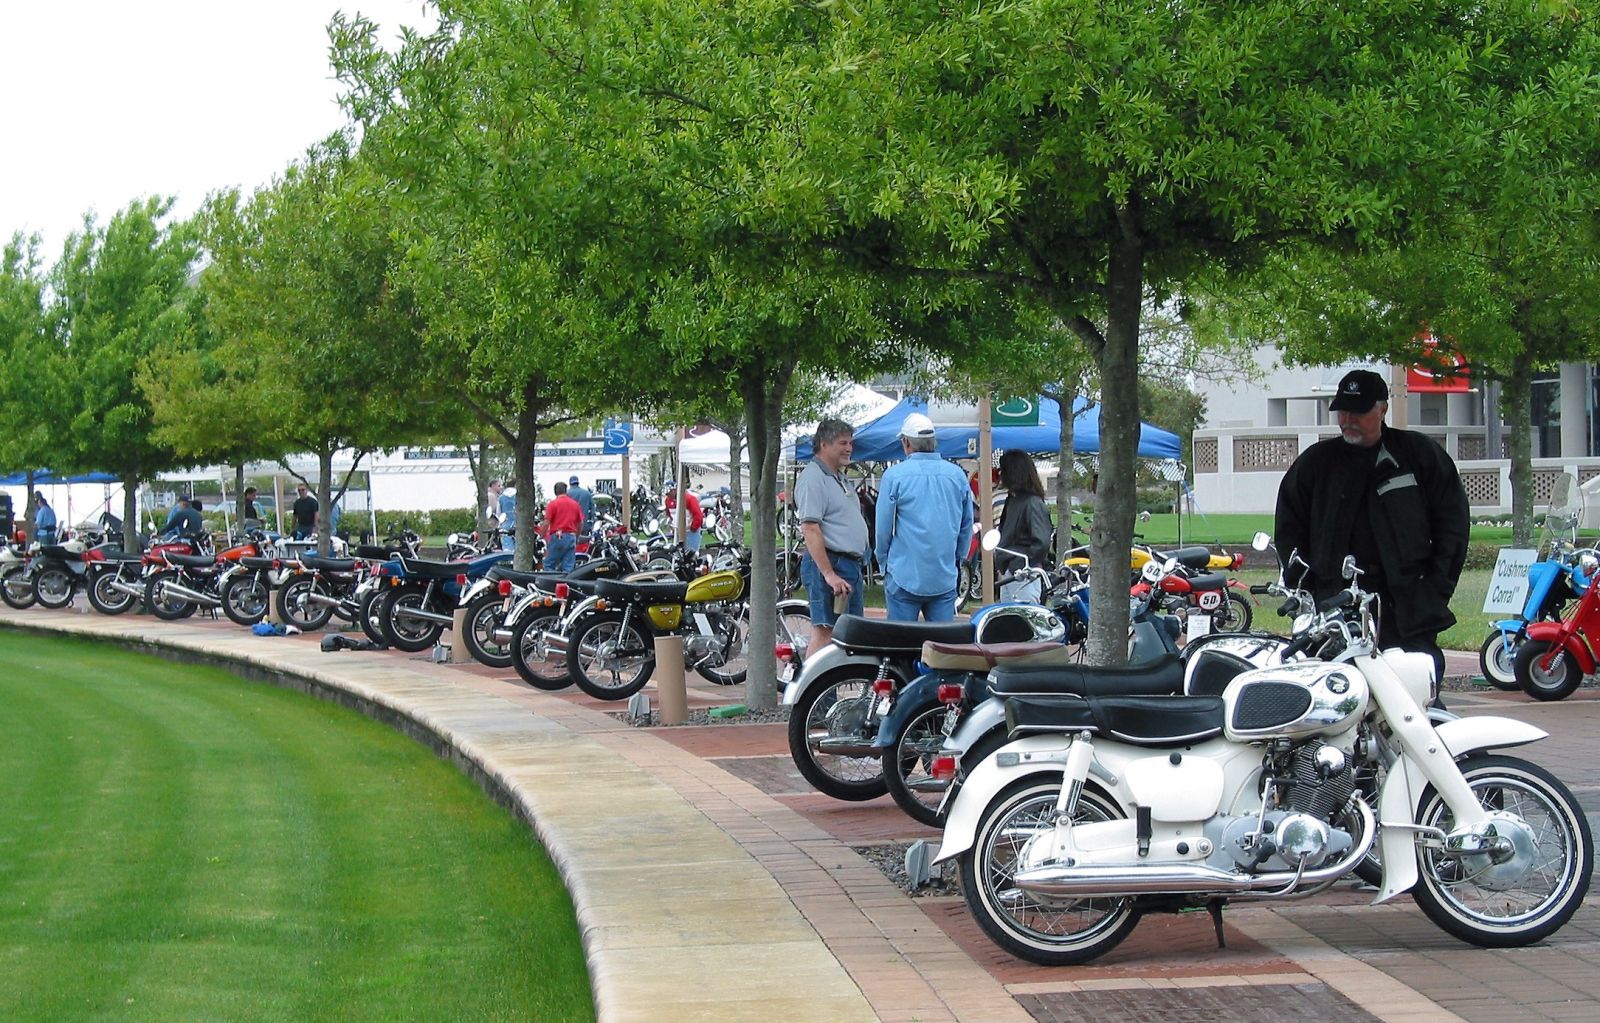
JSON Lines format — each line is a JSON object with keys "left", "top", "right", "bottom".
{"left": 664, "top": 488, "right": 705, "bottom": 550}
{"left": 543, "top": 482, "right": 584, "bottom": 572}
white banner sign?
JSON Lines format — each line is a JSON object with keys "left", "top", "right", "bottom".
{"left": 1482, "top": 548, "right": 1538, "bottom": 615}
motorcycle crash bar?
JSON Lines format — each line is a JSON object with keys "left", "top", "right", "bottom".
{"left": 1011, "top": 797, "right": 1375, "bottom": 899}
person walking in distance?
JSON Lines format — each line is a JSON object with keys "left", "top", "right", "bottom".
{"left": 795, "top": 418, "right": 869, "bottom": 655}
{"left": 567, "top": 476, "right": 594, "bottom": 534}
{"left": 1275, "top": 369, "right": 1469, "bottom": 688}
{"left": 875, "top": 413, "right": 973, "bottom": 622}
{"left": 995, "top": 450, "right": 1053, "bottom": 603}
{"left": 488, "top": 479, "right": 517, "bottom": 551}
{"left": 543, "top": 482, "right": 583, "bottom": 574}
{"left": 665, "top": 488, "right": 704, "bottom": 551}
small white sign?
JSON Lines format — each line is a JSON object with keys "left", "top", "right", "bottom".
{"left": 1483, "top": 548, "right": 1538, "bottom": 615}
{"left": 1186, "top": 613, "right": 1212, "bottom": 641}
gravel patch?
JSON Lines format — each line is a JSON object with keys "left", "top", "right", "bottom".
{"left": 609, "top": 705, "right": 792, "bottom": 727}
{"left": 855, "top": 841, "right": 963, "bottom": 898}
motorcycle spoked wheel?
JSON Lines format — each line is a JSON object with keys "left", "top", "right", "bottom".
{"left": 959, "top": 777, "right": 1141, "bottom": 966}
{"left": 1411, "top": 754, "right": 1592, "bottom": 947}
{"left": 883, "top": 701, "right": 951, "bottom": 827}
{"left": 32, "top": 564, "right": 77, "bottom": 609}
{"left": 87, "top": 569, "right": 138, "bottom": 615}
{"left": 145, "top": 569, "right": 199, "bottom": 621}
{"left": 1212, "top": 591, "right": 1253, "bottom": 633}
{"left": 566, "top": 611, "right": 654, "bottom": 699}
{"left": 276, "top": 575, "right": 337, "bottom": 632}
{"left": 1, "top": 566, "right": 38, "bottom": 609}
{"left": 221, "top": 571, "right": 271, "bottom": 627}
{"left": 1478, "top": 631, "right": 1525, "bottom": 692}
{"left": 694, "top": 607, "right": 751, "bottom": 686}
{"left": 777, "top": 603, "right": 813, "bottom": 668}
{"left": 461, "top": 591, "right": 514, "bottom": 669}
{"left": 1513, "top": 639, "right": 1584, "bottom": 702}
{"left": 510, "top": 610, "right": 570, "bottom": 690}
{"left": 358, "top": 588, "right": 388, "bottom": 646}
{"left": 379, "top": 587, "right": 447, "bottom": 652}
{"left": 785, "top": 665, "right": 890, "bottom": 801}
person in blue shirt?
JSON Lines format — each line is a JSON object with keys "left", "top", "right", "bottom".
{"left": 325, "top": 499, "right": 342, "bottom": 538}
{"left": 567, "top": 476, "right": 594, "bottom": 534}
{"left": 160, "top": 495, "right": 203, "bottom": 539}
{"left": 489, "top": 479, "right": 517, "bottom": 551}
{"left": 32, "top": 493, "right": 57, "bottom": 545}
{"left": 874, "top": 413, "right": 973, "bottom": 622}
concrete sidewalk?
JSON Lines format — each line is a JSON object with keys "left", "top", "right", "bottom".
{"left": 5, "top": 606, "right": 1598, "bottom": 1023}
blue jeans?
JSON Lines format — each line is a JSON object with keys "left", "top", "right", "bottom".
{"left": 685, "top": 529, "right": 702, "bottom": 551}
{"left": 884, "top": 580, "right": 956, "bottom": 623}
{"left": 800, "top": 551, "right": 863, "bottom": 628}
{"left": 545, "top": 532, "right": 576, "bottom": 573}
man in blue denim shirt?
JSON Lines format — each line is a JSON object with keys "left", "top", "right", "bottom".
{"left": 875, "top": 413, "right": 973, "bottom": 621}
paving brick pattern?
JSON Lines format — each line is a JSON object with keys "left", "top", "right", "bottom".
{"left": 1018, "top": 982, "right": 1383, "bottom": 1022}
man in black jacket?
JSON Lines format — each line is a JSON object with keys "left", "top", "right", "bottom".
{"left": 1275, "top": 369, "right": 1469, "bottom": 685}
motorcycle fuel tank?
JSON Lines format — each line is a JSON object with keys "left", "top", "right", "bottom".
{"left": 1222, "top": 662, "right": 1367, "bottom": 741}
{"left": 684, "top": 569, "right": 743, "bottom": 603}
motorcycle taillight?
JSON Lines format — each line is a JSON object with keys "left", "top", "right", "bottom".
{"left": 930, "top": 756, "right": 957, "bottom": 782}
{"left": 497, "top": 579, "right": 512, "bottom": 597}
{"left": 1231, "top": 552, "right": 1245, "bottom": 571}
{"left": 555, "top": 583, "right": 569, "bottom": 600}
{"left": 272, "top": 559, "right": 282, "bottom": 570}
{"left": 456, "top": 573, "right": 468, "bottom": 587}
{"left": 773, "top": 643, "right": 795, "bottom": 661}
{"left": 871, "top": 678, "right": 894, "bottom": 696}
{"left": 937, "top": 683, "right": 964, "bottom": 704}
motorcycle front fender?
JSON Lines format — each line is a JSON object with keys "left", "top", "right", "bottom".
{"left": 459, "top": 577, "right": 492, "bottom": 604}
{"left": 1375, "top": 715, "right": 1550, "bottom": 906}
{"left": 1523, "top": 619, "right": 1596, "bottom": 674}
{"left": 780, "top": 641, "right": 891, "bottom": 707}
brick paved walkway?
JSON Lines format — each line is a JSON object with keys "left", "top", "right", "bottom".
{"left": 6, "top": 605, "right": 1598, "bottom": 1022}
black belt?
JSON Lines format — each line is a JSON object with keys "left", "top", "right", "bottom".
{"left": 549, "top": 530, "right": 575, "bottom": 536}
{"left": 826, "top": 550, "right": 861, "bottom": 562}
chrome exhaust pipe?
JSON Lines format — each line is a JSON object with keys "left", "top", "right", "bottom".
{"left": 393, "top": 604, "right": 455, "bottom": 626}
{"left": 302, "top": 590, "right": 344, "bottom": 608}
{"left": 109, "top": 579, "right": 146, "bottom": 597}
{"left": 1012, "top": 798, "right": 1376, "bottom": 898}
{"left": 814, "top": 736, "right": 880, "bottom": 758}
{"left": 155, "top": 580, "right": 223, "bottom": 608}
{"left": 492, "top": 627, "right": 514, "bottom": 644}
{"left": 540, "top": 631, "right": 569, "bottom": 654}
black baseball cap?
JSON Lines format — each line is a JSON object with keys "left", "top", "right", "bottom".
{"left": 1328, "top": 370, "right": 1388, "bottom": 413}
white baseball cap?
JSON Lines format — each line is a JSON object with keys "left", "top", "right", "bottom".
{"left": 900, "top": 412, "right": 936, "bottom": 439}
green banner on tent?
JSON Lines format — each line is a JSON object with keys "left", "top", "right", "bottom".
{"left": 991, "top": 397, "right": 1039, "bottom": 427}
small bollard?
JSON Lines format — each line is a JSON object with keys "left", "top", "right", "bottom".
{"left": 449, "top": 607, "right": 472, "bottom": 663}
{"left": 655, "top": 633, "right": 687, "bottom": 725}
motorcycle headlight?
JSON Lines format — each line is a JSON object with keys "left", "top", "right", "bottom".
{"left": 1582, "top": 552, "right": 1599, "bottom": 574}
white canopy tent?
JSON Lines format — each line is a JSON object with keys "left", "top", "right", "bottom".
{"left": 676, "top": 383, "right": 899, "bottom": 465}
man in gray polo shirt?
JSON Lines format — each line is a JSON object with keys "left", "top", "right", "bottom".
{"left": 796, "top": 417, "right": 869, "bottom": 655}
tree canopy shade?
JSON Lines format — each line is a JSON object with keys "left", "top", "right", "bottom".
{"left": 0, "top": 235, "right": 57, "bottom": 518}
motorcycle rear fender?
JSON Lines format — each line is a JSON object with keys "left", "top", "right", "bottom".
{"left": 1375, "top": 715, "right": 1549, "bottom": 905}
{"left": 559, "top": 594, "right": 605, "bottom": 629}
{"left": 934, "top": 733, "right": 1080, "bottom": 865}
{"left": 1523, "top": 620, "right": 1596, "bottom": 674}
{"left": 780, "top": 642, "right": 892, "bottom": 706}
{"left": 460, "top": 577, "right": 492, "bottom": 604}
{"left": 943, "top": 696, "right": 1007, "bottom": 760}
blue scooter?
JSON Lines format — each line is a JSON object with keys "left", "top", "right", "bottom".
{"left": 1480, "top": 542, "right": 1589, "bottom": 690}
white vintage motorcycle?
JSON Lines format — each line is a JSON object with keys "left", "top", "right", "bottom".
{"left": 935, "top": 554, "right": 1592, "bottom": 965}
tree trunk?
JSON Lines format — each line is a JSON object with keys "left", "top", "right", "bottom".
{"left": 1503, "top": 353, "right": 1534, "bottom": 548}
{"left": 1085, "top": 217, "right": 1145, "bottom": 666}
{"left": 468, "top": 436, "right": 492, "bottom": 531}
{"left": 24, "top": 471, "right": 36, "bottom": 543}
{"left": 122, "top": 472, "right": 141, "bottom": 550}
{"left": 741, "top": 357, "right": 796, "bottom": 711}
{"left": 725, "top": 418, "right": 746, "bottom": 545}
{"left": 317, "top": 449, "right": 335, "bottom": 556}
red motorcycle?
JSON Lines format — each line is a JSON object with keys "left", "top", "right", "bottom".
{"left": 1515, "top": 555, "right": 1600, "bottom": 701}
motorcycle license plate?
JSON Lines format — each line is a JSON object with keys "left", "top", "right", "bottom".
{"left": 779, "top": 662, "right": 795, "bottom": 683}
{"left": 875, "top": 696, "right": 891, "bottom": 716}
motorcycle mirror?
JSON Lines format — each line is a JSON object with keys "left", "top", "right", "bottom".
{"left": 981, "top": 528, "right": 1001, "bottom": 552}
{"left": 1341, "top": 555, "right": 1361, "bottom": 580}
{"left": 1251, "top": 530, "right": 1271, "bottom": 551}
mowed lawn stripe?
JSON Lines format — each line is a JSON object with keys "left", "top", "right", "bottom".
{"left": 0, "top": 630, "right": 594, "bottom": 1022}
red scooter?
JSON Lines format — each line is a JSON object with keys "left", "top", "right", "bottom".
{"left": 1515, "top": 555, "right": 1600, "bottom": 701}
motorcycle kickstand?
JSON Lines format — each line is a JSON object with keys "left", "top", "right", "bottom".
{"left": 1205, "top": 898, "right": 1226, "bottom": 949}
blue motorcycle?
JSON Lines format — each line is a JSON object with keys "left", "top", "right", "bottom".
{"left": 1480, "top": 541, "right": 1589, "bottom": 690}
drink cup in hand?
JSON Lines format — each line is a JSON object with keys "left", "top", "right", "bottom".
{"left": 833, "top": 588, "right": 847, "bottom": 615}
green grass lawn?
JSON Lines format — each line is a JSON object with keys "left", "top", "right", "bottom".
{"left": 0, "top": 630, "right": 594, "bottom": 1023}
{"left": 1232, "top": 566, "right": 1495, "bottom": 654}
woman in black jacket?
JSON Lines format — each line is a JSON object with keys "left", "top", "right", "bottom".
{"left": 995, "top": 450, "right": 1053, "bottom": 602}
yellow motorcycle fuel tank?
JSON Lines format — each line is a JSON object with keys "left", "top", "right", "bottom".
{"left": 685, "top": 569, "right": 744, "bottom": 604}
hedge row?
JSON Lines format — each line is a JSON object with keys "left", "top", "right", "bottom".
{"left": 375, "top": 508, "right": 481, "bottom": 537}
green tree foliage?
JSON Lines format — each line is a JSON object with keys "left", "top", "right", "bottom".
{"left": 0, "top": 234, "right": 58, "bottom": 521}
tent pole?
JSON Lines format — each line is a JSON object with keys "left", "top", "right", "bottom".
{"left": 979, "top": 397, "right": 995, "bottom": 605}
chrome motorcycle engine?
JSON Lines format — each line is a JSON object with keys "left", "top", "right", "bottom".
{"left": 1206, "top": 741, "right": 1357, "bottom": 873}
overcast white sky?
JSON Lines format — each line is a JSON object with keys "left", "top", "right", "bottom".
{"left": 1, "top": 1, "right": 435, "bottom": 258}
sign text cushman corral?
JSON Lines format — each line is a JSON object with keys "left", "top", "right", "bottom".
{"left": 1483, "top": 548, "right": 1538, "bottom": 615}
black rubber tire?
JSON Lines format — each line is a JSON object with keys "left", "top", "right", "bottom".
{"left": 786, "top": 665, "right": 890, "bottom": 801}
{"left": 461, "top": 590, "right": 514, "bottom": 669}
{"left": 1, "top": 566, "right": 37, "bottom": 609}
{"left": 959, "top": 778, "right": 1140, "bottom": 965}
{"left": 379, "top": 587, "right": 446, "bottom": 653}
{"left": 221, "top": 571, "right": 270, "bottom": 627}
{"left": 276, "top": 575, "right": 336, "bottom": 632}
{"left": 1479, "top": 631, "right": 1523, "bottom": 691}
{"left": 144, "top": 569, "right": 199, "bottom": 620}
{"left": 33, "top": 564, "right": 77, "bottom": 609}
{"left": 1411, "top": 755, "right": 1592, "bottom": 947}
{"left": 883, "top": 700, "right": 951, "bottom": 827}
{"left": 510, "top": 610, "right": 570, "bottom": 690}
{"left": 694, "top": 607, "right": 750, "bottom": 686}
{"left": 566, "top": 611, "right": 654, "bottom": 700}
{"left": 1514, "top": 639, "right": 1583, "bottom": 702}
{"left": 1213, "top": 590, "right": 1252, "bottom": 633}
{"left": 358, "top": 587, "right": 387, "bottom": 646}
{"left": 86, "top": 569, "right": 138, "bottom": 615}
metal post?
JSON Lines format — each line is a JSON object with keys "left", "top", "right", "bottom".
{"left": 979, "top": 396, "right": 995, "bottom": 605}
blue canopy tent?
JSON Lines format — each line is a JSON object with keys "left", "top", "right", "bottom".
{"left": 794, "top": 396, "right": 1182, "bottom": 463}
{"left": 0, "top": 470, "right": 121, "bottom": 485}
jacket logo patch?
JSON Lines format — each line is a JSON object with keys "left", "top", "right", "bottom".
{"left": 1376, "top": 473, "right": 1418, "bottom": 496}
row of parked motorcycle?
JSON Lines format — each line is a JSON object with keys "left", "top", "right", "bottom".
{"left": 777, "top": 530, "right": 1591, "bottom": 966}
{"left": 0, "top": 513, "right": 809, "bottom": 701}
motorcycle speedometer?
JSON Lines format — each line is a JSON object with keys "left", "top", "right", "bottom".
{"left": 1292, "top": 612, "right": 1313, "bottom": 635}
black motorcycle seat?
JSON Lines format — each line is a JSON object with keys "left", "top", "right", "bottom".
{"left": 165, "top": 552, "right": 218, "bottom": 569}
{"left": 1005, "top": 693, "right": 1225, "bottom": 747}
{"left": 595, "top": 577, "right": 689, "bottom": 604}
{"left": 399, "top": 557, "right": 472, "bottom": 579}
{"left": 354, "top": 544, "right": 407, "bottom": 560}
{"left": 988, "top": 654, "right": 1185, "bottom": 699}
{"left": 38, "top": 545, "right": 84, "bottom": 562}
{"left": 488, "top": 566, "right": 545, "bottom": 586}
{"left": 303, "top": 555, "right": 358, "bottom": 573}
{"left": 1185, "top": 572, "right": 1227, "bottom": 592}
{"left": 1151, "top": 546, "right": 1215, "bottom": 570}
{"left": 240, "top": 555, "right": 276, "bottom": 569}
{"left": 831, "top": 615, "right": 971, "bottom": 654}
